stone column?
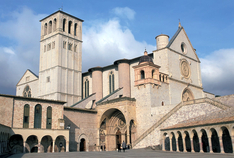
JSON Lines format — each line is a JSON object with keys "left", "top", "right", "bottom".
{"left": 23, "top": 142, "right": 26, "bottom": 153}
{"left": 127, "top": 125, "right": 130, "bottom": 146}
{"left": 219, "top": 137, "right": 225, "bottom": 153}
{"left": 232, "top": 136, "right": 234, "bottom": 154}
{"left": 190, "top": 138, "right": 194, "bottom": 152}
{"left": 199, "top": 137, "right": 204, "bottom": 153}
{"left": 182, "top": 136, "right": 187, "bottom": 152}
{"left": 208, "top": 137, "right": 213, "bottom": 153}
{"left": 162, "top": 138, "right": 165, "bottom": 151}
{"left": 169, "top": 137, "right": 173, "bottom": 152}
{"left": 66, "top": 141, "right": 69, "bottom": 152}
{"left": 52, "top": 141, "right": 55, "bottom": 153}
{"left": 97, "top": 129, "right": 100, "bottom": 151}
{"left": 38, "top": 141, "right": 41, "bottom": 153}
{"left": 176, "top": 138, "right": 180, "bottom": 152}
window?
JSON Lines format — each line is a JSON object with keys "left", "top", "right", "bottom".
{"left": 23, "top": 104, "right": 30, "bottom": 128}
{"left": 68, "top": 21, "right": 72, "bottom": 34}
{"left": 47, "top": 76, "right": 50, "bottom": 82}
{"left": 34, "top": 104, "right": 42, "bottom": 128}
{"left": 63, "top": 19, "right": 66, "bottom": 32}
{"left": 26, "top": 76, "right": 30, "bottom": 82}
{"left": 74, "top": 23, "right": 77, "bottom": 36}
{"left": 47, "top": 43, "right": 51, "bottom": 51}
{"left": 44, "top": 45, "right": 46, "bottom": 52}
{"left": 68, "top": 43, "right": 72, "bottom": 50}
{"left": 74, "top": 45, "right": 77, "bottom": 52}
{"left": 46, "top": 106, "right": 52, "bottom": 129}
{"left": 181, "top": 42, "right": 187, "bottom": 54}
{"left": 48, "top": 21, "right": 52, "bottom": 34}
{"left": 52, "top": 41, "right": 55, "bottom": 49}
{"left": 140, "top": 70, "right": 145, "bottom": 79}
{"left": 44, "top": 23, "right": 47, "bottom": 35}
{"left": 23, "top": 85, "right": 31, "bottom": 98}
{"left": 85, "top": 79, "right": 89, "bottom": 98}
{"left": 63, "top": 41, "right": 67, "bottom": 49}
{"left": 109, "top": 71, "right": 115, "bottom": 94}
{"left": 53, "top": 18, "right": 57, "bottom": 32}
{"left": 152, "top": 70, "right": 155, "bottom": 79}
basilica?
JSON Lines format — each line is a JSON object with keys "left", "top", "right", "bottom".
{"left": 0, "top": 10, "right": 234, "bottom": 155}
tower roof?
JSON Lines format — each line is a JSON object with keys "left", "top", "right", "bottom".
{"left": 139, "top": 50, "right": 153, "bottom": 64}
{"left": 40, "top": 10, "right": 84, "bottom": 22}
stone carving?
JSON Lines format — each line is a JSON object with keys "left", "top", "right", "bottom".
{"left": 180, "top": 60, "right": 190, "bottom": 78}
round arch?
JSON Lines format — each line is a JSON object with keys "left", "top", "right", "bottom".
{"left": 54, "top": 135, "right": 66, "bottom": 152}
{"left": 9, "top": 134, "right": 23, "bottom": 153}
{"left": 41, "top": 135, "right": 53, "bottom": 153}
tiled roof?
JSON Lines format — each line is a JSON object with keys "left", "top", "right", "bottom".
{"left": 162, "top": 107, "right": 234, "bottom": 130}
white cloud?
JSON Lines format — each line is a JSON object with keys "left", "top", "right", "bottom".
{"left": 82, "top": 19, "right": 155, "bottom": 71}
{"left": 201, "top": 49, "right": 234, "bottom": 96}
{"left": 112, "top": 7, "right": 136, "bottom": 20}
{"left": 0, "top": 7, "right": 45, "bottom": 95}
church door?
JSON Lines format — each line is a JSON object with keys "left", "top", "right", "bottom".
{"left": 116, "top": 129, "right": 121, "bottom": 149}
{"left": 80, "top": 138, "right": 86, "bottom": 151}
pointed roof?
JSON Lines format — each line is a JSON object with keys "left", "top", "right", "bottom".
{"left": 166, "top": 25, "right": 200, "bottom": 62}
{"left": 16, "top": 69, "right": 38, "bottom": 86}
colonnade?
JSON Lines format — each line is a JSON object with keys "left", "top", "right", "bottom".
{"left": 162, "top": 124, "right": 234, "bottom": 153}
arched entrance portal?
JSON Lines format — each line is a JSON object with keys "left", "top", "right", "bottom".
{"left": 80, "top": 138, "right": 86, "bottom": 151}
{"left": 99, "top": 108, "right": 127, "bottom": 151}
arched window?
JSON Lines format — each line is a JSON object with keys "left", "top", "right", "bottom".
{"left": 74, "top": 23, "right": 77, "bottom": 36}
{"left": 140, "top": 70, "right": 145, "bottom": 79}
{"left": 46, "top": 106, "right": 52, "bottom": 129}
{"left": 63, "top": 19, "right": 66, "bottom": 32}
{"left": 152, "top": 70, "right": 155, "bottom": 79}
{"left": 34, "top": 104, "right": 42, "bottom": 128}
{"left": 23, "top": 85, "right": 31, "bottom": 98}
{"left": 85, "top": 79, "right": 89, "bottom": 98}
{"left": 48, "top": 21, "right": 52, "bottom": 34}
{"left": 53, "top": 18, "right": 57, "bottom": 32}
{"left": 109, "top": 72, "right": 115, "bottom": 94}
{"left": 23, "top": 104, "right": 30, "bottom": 128}
{"left": 44, "top": 23, "right": 47, "bottom": 35}
{"left": 159, "top": 74, "right": 161, "bottom": 81}
{"left": 68, "top": 21, "right": 72, "bottom": 34}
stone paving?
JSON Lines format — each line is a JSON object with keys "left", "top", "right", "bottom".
{"left": 7, "top": 149, "right": 234, "bottom": 158}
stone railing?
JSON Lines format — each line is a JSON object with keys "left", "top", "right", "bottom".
{"left": 132, "top": 97, "right": 230, "bottom": 147}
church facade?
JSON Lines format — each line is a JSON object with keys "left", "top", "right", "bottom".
{"left": 1, "top": 10, "right": 234, "bottom": 155}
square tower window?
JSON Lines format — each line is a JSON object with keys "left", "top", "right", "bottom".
{"left": 52, "top": 41, "right": 55, "bottom": 49}
{"left": 63, "top": 41, "right": 67, "bottom": 49}
{"left": 47, "top": 76, "right": 50, "bottom": 82}
{"left": 68, "top": 43, "right": 73, "bottom": 50}
{"left": 44, "top": 45, "right": 46, "bottom": 52}
{"left": 74, "top": 45, "right": 77, "bottom": 52}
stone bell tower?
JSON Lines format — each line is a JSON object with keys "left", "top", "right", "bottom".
{"left": 38, "top": 10, "right": 83, "bottom": 106}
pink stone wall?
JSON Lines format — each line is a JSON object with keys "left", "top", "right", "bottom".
{"left": 0, "top": 96, "right": 13, "bottom": 127}
{"left": 118, "top": 62, "right": 130, "bottom": 97}
{"left": 13, "top": 99, "right": 64, "bottom": 129}
{"left": 92, "top": 70, "right": 103, "bottom": 102}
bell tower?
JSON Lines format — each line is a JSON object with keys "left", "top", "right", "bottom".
{"left": 39, "top": 10, "right": 83, "bottom": 106}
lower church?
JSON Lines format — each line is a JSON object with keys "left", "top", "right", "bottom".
{"left": 1, "top": 10, "right": 234, "bottom": 155}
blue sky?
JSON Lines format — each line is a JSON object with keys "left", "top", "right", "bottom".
{"left": 0, "top": 0, "right": 234, "bottom": 96}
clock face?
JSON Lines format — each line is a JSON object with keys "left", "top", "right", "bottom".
{"left": 181, "top": 60, "right": 190, "bottom": 78}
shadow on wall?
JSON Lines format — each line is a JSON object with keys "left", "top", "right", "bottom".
{"left": 63, "top": 115, "right": 80, "bottom": 152}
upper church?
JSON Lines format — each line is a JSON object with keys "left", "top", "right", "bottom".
{"left": 1, "top": 10, "right": 233, "bottom": 154}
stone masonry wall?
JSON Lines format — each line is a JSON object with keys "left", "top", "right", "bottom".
{"left": 64, "top": 108, "right": 97, "bottom": 152}
{"left": 0, "top": 96, "right": 13, "bottom": 127}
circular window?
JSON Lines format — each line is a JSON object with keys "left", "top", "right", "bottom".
{"left": 181, "top": 42, "right": 187, "bottom": 54}
{"left": 180, "top": 59, "right": 190, "bottom": 78}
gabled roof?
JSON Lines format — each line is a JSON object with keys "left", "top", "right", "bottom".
{"left": 16, "top": 69, "right": 39, "bottom": 86}
{"left": 166, "top": 26, "right": 200, "bottom": 62}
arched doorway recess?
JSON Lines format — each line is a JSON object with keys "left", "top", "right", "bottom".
{"left": 99, "top": 108, "right": 127, "bottom": 151}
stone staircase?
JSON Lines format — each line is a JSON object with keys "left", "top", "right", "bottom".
{"left": 132, "top": 97, "right": 230, "bottom": 147}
